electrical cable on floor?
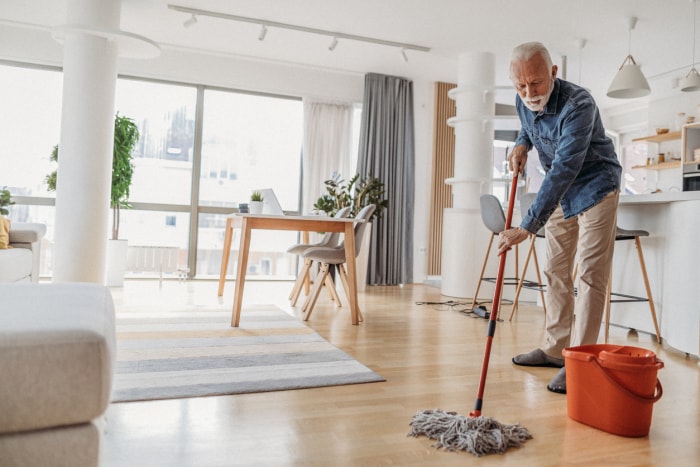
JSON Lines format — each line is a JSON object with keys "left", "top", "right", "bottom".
{"left": 414, "top": 300, "right": 503, "bottom": 321}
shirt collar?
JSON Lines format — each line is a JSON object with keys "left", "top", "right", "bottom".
{"left": 540, "top": 79, "right": 561, "bottom": 116}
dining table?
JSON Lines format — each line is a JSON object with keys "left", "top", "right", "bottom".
{"left": 218, "top": 213, "right": 363, "bottom": 327}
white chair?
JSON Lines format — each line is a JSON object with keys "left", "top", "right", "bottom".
{"left": 300, "top": 204, "right": 376, "bottom": 321}
{"left": 287, "top": 206, "right": 351, "bottom": 306}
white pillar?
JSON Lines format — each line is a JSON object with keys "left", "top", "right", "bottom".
{"left": 52, "top": 0, "right": 159, "bottom": 283}
{"left": 441, "top": 52, "right": 495, "bottom": 298}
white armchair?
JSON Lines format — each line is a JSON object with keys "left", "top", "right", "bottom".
{"left": 0, "top": 222, "right": 47, "bottom": 282}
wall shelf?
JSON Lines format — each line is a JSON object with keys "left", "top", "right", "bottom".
{"left": 632, "top": 161, "right": 681, "bottom": 171}
{"left": 632, "top": 131, "right": 681, "bottom": 144}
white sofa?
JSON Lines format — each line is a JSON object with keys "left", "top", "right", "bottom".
{"left": 0, "top": 222, "right": 46, "bottom": 282}
{"left": 0, "top": 283, "right": 116, "bottom": 467}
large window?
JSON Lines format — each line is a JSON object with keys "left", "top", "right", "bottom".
{"left": 0, "top": 64, "right": 62, "bottom": 276}
{"left": 0, "top": 64, "right": 62, "bottom": 198}
{"left": 1, "top": 62, "right": 307, "bottom": 280}
{"left": 197, "top": 89, "right": 303, "bottom": 278}
{"left": 115, "top": 79, "right": 197, "bottom": 206}
{"left": 199, "top": 89, "right": 302, "bottom": 209}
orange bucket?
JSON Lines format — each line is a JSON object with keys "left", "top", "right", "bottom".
{"left": 562, "top": 344, "right": 663, "bottom": 437}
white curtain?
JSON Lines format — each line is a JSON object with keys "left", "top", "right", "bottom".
{"left": 302, "top": 99, "right": 354, "bottom": 214}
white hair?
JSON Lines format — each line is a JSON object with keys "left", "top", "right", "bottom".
{"left": 510, "top": 42, "right": 553, "bottom": 69}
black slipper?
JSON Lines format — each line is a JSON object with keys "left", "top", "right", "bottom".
{"left": 512, "top": 348, "right": 564, "bottom": 368}
{"left": 546, "top": 367, "right": 567, "bottom": 394}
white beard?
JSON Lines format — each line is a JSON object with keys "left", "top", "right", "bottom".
{"left": 523, "top": 79, "right": 554, "bottom": 112}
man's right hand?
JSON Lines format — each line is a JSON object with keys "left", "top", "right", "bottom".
{"left": 508, "top": 145, "right": 529, "bottom": 174}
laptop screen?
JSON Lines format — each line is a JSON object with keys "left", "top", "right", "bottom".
{"left": 256, "top": 188, "right": 285, "bottom": 215}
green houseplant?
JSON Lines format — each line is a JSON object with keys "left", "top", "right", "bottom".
{"left": 0, "top": 186, "right": 15, "bottom": 216}
{"left": 313, "top": 173, "right": 388, "bottom": 221}
{"left": 46, "top": 113, "right": 139, "bottom": 240}
{"left": 249, "top": 190, "right": 265, "bottom": 214}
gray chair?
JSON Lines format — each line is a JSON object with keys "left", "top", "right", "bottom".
{"left": 509, "top": 192, "right": 547, "bottom": 320}
{"left": 287, "top": 206, "right": 351, "bottom": 306}
{"left": 300, "top": 204, "right": 376, "bottom": 321}
{"left": 470, "top": 194, "right": 522, "bottom": 312}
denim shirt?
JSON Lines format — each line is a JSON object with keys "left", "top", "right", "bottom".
{"left": 515, "top": 79, "right": 621, "bottom": 234}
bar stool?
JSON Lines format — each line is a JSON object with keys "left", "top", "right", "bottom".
{"left": 470, "top": 194, "right": 522, "bottom": 312}
{"left": 605, "top": 226, "right": 662, "bottom": 344}
{"left": 508, "top": 193, "right": 547, "bottom": 321}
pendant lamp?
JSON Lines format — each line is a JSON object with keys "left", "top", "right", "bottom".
{"left": 607, "top": 17, "right": 651, "bottom": 98}
{"left": 682, "top": 0, "right": 700, "bottom": 92}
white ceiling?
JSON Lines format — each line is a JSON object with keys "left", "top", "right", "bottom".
{"left": 1, "top": 0, "right": 696, "bottom": 110}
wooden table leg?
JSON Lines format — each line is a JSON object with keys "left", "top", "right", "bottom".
{"left": 218, "top": 218, "right": 233, "bottom": 297}
{"left": 343, "top": 222, "right": 360, "bottom": 325}
{"left": 231, "top": 218, "right": 251, "bottom": 327}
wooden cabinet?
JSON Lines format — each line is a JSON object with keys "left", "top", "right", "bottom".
{"left": 682, "top": 122, "right": 700, "bottom": 165}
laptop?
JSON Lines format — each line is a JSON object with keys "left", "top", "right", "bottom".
{"left": 256, "top": 188, "right": 285, "bottom": 215}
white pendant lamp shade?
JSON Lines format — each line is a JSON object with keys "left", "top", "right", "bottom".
{"left": 607, "top": 17, "right": 650, "bottom": 99}
{"left": 607, "top": 55, "right": 651, "bottom": 98}
{"left": 681, "top": 67, "right": 700, "bottom": 92}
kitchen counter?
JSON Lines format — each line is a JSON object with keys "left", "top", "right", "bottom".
{"left": 619, "top": 190, "right": 700, "bottom": 204}
{"left": 614, "top": 195, "right": 700, "bottom": 357}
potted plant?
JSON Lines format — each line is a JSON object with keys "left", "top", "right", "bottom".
{"left": 0, "top": 186, "right": 14, "bottom": 216}
{"left": 46, "top": 113, "right": 140, "bottom": 285}
{"left": 249, "top": 190, "right": 264, "bottom": 214}
{"left": 313, "top": 173, "right": 388, "bottom": 220}
{"left": 0, "top": 187, "right": 13, "bottom": 248}
{"left": 313, "top": 173, "right": 388, "bottom": 290}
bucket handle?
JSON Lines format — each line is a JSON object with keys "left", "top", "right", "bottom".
{"left": 591, "top": 358, "right": 663, "bottom": 404}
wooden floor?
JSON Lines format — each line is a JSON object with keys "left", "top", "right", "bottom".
{"left": 103, "top": 279, "right": 699, "bottom": 466}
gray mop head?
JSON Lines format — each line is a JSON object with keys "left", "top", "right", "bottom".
{"left": 408, "top": 409, "right": 532, "bottom": 456}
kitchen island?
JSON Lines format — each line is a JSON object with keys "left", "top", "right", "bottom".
{"left": 615, "top": 191, "right": 700, "bottom": 357}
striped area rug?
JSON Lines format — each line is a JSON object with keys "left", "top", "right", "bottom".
{"left": 112, "top": 306, "right": 384, "bottom": 402}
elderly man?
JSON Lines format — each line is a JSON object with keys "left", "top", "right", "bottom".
{"left": 498, "top": 42, "right": 622, "bottom": 394}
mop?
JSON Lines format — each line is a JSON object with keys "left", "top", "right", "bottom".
{"left": 408, "top": 173, "right": 532, "bottom": 456}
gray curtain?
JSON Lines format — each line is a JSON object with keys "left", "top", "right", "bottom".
{"left": 357, "top": 73, "right": 415, "bottom": 285}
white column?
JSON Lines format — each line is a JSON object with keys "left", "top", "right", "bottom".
{"left": 52, "top": 0, "right": 159, "bottom": 283}
{"left": 441, "top": 52, "right": 495, "bottom": 298}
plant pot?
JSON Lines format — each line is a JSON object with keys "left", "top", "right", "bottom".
{"left": 249, "top": 200, "right": 264, "bottom": 214}
{"left": 105, "top": 239, "right": 128, "bottom": 287}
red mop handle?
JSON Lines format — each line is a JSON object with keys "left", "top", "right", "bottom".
{"left": 470, "top": 173, "right": 519, "bottom": 417}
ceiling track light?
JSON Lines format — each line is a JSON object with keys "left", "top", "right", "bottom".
{"left": 401, "top": 48, "right": 408, "bottom": 62}
{"left": 682, "top": 0, "right": 700, "bottom": 92}
{"left": 328, "top": 37, "right": 338, "bottom": 51}
{"left": 607, "top": 16, "right": 651, "bottom": 99}
{"left": 168, "top": 4, "right": 431, "bottom": 54}
{"left": 183, "top": 14, "right": 197, "bottom": 28}
{"left": 258, "top": 24, "right": 267, "bottom": 41}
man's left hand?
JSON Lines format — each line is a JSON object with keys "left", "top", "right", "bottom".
{"left": 497, "top": 227, "right": 531, "bottom": 255}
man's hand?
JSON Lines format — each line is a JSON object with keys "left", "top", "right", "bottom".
{"left": 508, "top": 145, "right": 529, "bottom": 174}
{"left": 497, "top": 227, "right": 531, "bottom": 255}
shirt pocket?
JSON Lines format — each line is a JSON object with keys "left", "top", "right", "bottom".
{"left": 533, "top": 130, "right": 558, "bottom": 154}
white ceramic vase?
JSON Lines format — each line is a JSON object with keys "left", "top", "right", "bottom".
{"left": 105, "top": 238, "right": 128, "bottom": 287}
{"left": 249, "top": 200, "right": 264, "bottom": 214}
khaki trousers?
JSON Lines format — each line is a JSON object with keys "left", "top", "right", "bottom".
{"left": 541, "top": 191, "right": 619, "bottom": 360}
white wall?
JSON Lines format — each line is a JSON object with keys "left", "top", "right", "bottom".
{"left": 0, "top": 24, "right": 436, "bottom": 283}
